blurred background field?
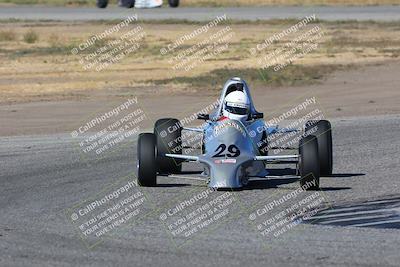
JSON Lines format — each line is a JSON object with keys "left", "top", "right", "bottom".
{"left": 0, "top": 19, "right": 399, "bottom": 104}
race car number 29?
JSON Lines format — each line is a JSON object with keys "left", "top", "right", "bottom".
{"left": 212, "top": 144, "right": 240, "bottom": 158}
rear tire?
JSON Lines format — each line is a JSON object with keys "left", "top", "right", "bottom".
{"left": 299, "top": 135, "right": 320, "bottom": 190}
{"left": 305, "top": 120, "right": 333, "bottom": 176}
{"left": 96, "top": 0, "right": 108, "bottom": 8}
{"left": 137, "top": 133, "right": 157, "bottom": 186}
{"left": 154, "top": 118, "right": 182, "bottom": 174}
{"left": 258, "top": 130, "right": 269, "bottom": 156}
{"left": 168, "top": 0, "right": 179, "bottom": 7}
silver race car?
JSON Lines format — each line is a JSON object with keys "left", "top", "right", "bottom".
{"left": 137, "top": 77, "right": 332, "bottom": 190}
{"left": 97, "top": 0, "right": 179, "bottom": 8}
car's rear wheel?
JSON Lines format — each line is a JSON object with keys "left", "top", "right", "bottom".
{"left": 154, "top": 118, "right": 182, "bottom": 174}
{"left": 258, "top": 130, "right": 269, "bottom": 156}
{"left": 137, "top": 133, "right": 157, "bottom": 186}
{"left": 96, "top": 0, "right": 108, "bottom": 8}
{"left": 168, "top": 0, "right": 179, "bottom": 7}
{"left": 299, "top": 135, "right": 320, "bottom": 190}
{"left": 305, "top": 120, "right": 333, "bottom": 176}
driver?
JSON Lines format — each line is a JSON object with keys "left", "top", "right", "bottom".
{"left": 220, "top": 90, "right": 250, "bottom": 122}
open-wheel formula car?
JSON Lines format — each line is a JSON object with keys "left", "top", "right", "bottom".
{"left": 97, "top": 0, "right": 179, "bottom": 8}
{"left": 137, "top": 77, "right": 332, "bottom": 190}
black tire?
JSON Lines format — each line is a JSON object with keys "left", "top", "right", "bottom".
{"left": 154, "top": 118, "right": 182, "bottom": 174}
{"left": 137, "top": 133, "right": 157, "bottom": 186}
{"left": 305, "top": 120, "right": 333, "bottom": 176}
{"left": 168, "top": 0, "right": 179, "bottom": 7}
{"left": 258, "top": 130, "right": 269, "bottom": 156}
{"left": 201, "top": 135, "right": 205, "bottom": 154}
{"left": 299, "top": 135, "right": 320, "bottom": 190}
{"left": 96, "top": 0, "right": 108, "bottom": 8}
{"left": 118, "top": 0, "right": 135, "bottom": 8}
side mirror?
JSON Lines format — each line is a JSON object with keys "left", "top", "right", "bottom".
{"left": 251, "top": 113, "right": 264, "bottom": 119}
{"left": 197, "top": 113, "right": 210, "bottom": 120}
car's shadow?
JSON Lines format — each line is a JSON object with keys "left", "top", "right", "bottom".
{"left": 265, "top": 168, "right": 366, "bottom": 178}
{"left": 244, "top": 168, "right": 363, "bottom": 190}
{"left": 179, "top": 170, "right": 204, "bottom": 175}
{"left": 328, "top": 173, "right": 365, "bottom": 178}
{"left": 159, "top": 168, "right": 364, "bottom": 190}
{"left": 246, "top": 177, "right": 297, "bottom": 190}
{"left": 156, "top": 183, "right": 191, "bottom": 187}
{"left": 157, "top": 170, "right": 203, "bottom": 187}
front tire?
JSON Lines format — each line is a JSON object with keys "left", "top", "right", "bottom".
{"left": 154, "top": 118, "right": 182, "bottom": 174}
{"left": 168, "top": 0, "right": 179, "bottom": 7}
{"left": 299, "top": 135, "right": 320, "bottom": 190}
{"left": 137, "top": 133, "right": 157, "bottom": 186}
{"left": 305, "top": 120, "right": 333, "bottom": 176}
{"left": 96, "top": 0, "right": 108, "bottom": 8}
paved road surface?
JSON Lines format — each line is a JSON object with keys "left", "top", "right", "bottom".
{"left": 0, "top": 114, "right": 399, "bottom": 266}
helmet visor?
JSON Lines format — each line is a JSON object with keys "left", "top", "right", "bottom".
{"left": 224, "top": 102, "right": 249, "bottom": 115}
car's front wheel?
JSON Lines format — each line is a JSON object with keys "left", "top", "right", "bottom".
{"left": 305, "top": 120, "right": 333, "bottom": 176}
{"left": 299, "top": 135, "right": 320, "bottom": 190}
{"left": 258, "top": 130, "right": 269, "bottom": 156}
{"left": 137, "top": 133, "right": 157, "bottom": 186}
{"left": 154, "top": 118, "right": 182, "bottom": 174}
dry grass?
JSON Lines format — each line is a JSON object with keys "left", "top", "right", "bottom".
{"left": 0, "top": 0, "right": 95, "bottom": 6}
{"left": 0, "top": 30, "right": 16, "bottom": 41}
{"left": 22, "top": 29, "right": 39, "bottom": 43}
{"left": 0, "top": 20, "right": 399, "bottom": 103}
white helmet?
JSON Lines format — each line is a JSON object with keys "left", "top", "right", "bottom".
{"left": 222, "top": 91, "right": 250, "bottom": 122}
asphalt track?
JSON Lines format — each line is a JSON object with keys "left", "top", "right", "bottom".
{"left": 1, "top": 114, "right": 400, "bottom": 266}
{"left": 1, "top": 5, "right": 400, "bottom": 21}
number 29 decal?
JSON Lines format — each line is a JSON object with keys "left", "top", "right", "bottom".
{"left": 212, "top": 144, "right": 241, "bottom": 158}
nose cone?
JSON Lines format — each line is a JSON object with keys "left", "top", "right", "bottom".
{"left": 199, "top": 155, "right": 253, "bottom": 189}
{"left": 200, "top": 119, "right": 256, "bottom": 189}
{"left": 208, "top": 160, "right": 242, "bottom": 188}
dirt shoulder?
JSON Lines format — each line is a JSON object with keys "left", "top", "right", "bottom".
{"left": 1, "top": 20, "right": 399, "bottom": 136}
{"left": 1, "top": 61, "right": 399, "bottom": 136}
